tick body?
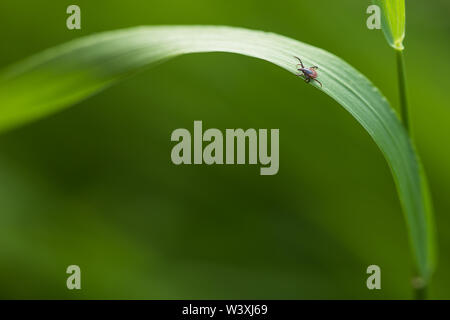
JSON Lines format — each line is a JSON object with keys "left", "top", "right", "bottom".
{"left": 294, "top": 56, "right": 322, "bottom": 87}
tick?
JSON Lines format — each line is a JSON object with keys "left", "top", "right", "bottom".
{"left": 294, "top": 56, "right": 322, "bottom": 87}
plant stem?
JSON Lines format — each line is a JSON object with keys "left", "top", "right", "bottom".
{"left": 396, "top": 50, "right": 411, "bottom": 133}
{"left": 412, "top": 277, "right": 427, "bottom": 300}
{"left": 398, "top": 50, "right": 428, "bottom": 299}
{"left": 414, "top": 286, "right": 427, "bottom": 300}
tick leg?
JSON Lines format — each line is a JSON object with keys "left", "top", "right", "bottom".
{"left": 313, "top": 78, "right": 323, "bottom": 87}
{"left": 294, "top": 56, "right": 305, "bottom": 68}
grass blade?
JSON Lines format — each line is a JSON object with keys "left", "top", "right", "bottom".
{"left": 0, "top": 25, "right": 435, "bottom": 281}
{"left": 374, "top": 0, "right": 406, "bottom": 50}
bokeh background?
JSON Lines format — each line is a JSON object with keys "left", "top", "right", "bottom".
{"left": 0, "top": 0, "right": 449, "bottom": 299}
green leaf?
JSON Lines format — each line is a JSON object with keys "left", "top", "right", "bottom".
{"left": 0, "top": 25, "right": 435, "bottom": 280}
{"left": 374, "top": 0, "right": 406, "bottom": 50}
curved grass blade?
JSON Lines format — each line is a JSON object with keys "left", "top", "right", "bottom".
{"left": 0, "top": 25, "right": 435, "bottom": 280}
{"left": 374, "top": 0, "right": 406, "bottom": 50}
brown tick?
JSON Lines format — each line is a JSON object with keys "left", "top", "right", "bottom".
{"left": 295, "top": 56, "right": 322, "bottom": 87}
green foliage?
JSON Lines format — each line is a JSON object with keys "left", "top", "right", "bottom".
{"left": 0, "top": 25, "right": 435, "bottom": 280}
{"left": 374, "top": 0, "right": 406, "bottom": 50}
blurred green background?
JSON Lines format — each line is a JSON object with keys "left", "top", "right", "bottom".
{"left": 0, "top": 0, "right": 449, "bottom": 299}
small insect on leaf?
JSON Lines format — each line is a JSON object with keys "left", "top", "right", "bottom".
{"left": 294, "top": 56, "right": 322, "bottom": 87}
